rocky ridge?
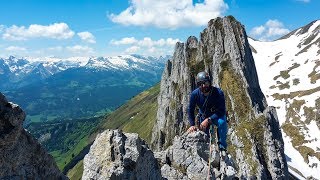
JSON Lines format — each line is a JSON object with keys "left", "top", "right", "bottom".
{"left": 82, "top": 129, "right": 236, "bottom": 179}
{"left": 0, "top": 92, "right": 66, "bottom": 179}
{"left": 82, "top": 16, "right": 289, "bottom": 179}
{"left": 150, "top": 16, "right": 288, "bottom": 178}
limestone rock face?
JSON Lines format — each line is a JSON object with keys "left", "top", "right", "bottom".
{"left": 82, "top": 129, "right": 162, "bottom": 180}
{"left": 158, "top": 131, "right": 237, "bottom": 180}
{"left": 150, "top": 16, "right": 288, "bottom": 179}
{"left": 0, "top": 93, "right": 66, "bottom": 180}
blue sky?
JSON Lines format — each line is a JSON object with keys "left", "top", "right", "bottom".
{"left": 0, "top": 0, "right": 319, "bottom": 58}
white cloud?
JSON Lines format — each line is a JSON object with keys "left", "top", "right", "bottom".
{"left": 77, "top": 31, "right": 96, "bottom": 43}
{"left": 2, "top": 23, "right": 75, "bottom": 40}
{"left": 137, "top": 37, "right": 154, "bottom": 47}
{"left": 66, "top": 45, "right": 94, "bottom": 54}
{"left": 249, "top": 19, "right": 290, "bottom": 41}
{"left": 111, "top": 37, "right": 137, "bottom": 45}
{"left": 250, "top": 26, "right": 265, "bottom": 36}
{"left": 110, "top": 37, "right": 180, "bottom": 56}
{"left": 5, "top": 46, "right": 27, "bottom": 51}
{"left": 147, "top": 46, "right": 157, "bottom": 53}
{"left": 108, "top": 0, "right": 228, "bottom": 29}
{"left": 125, "top": 46, "right": 140, "bottom": 53}
{"left": 47, "top": 46, "right": 63, "bottom": 51}
{"left": 111, "top": 37, "right": 180, "bottom": 47}
{"left": 27, "top": 46, "right": 64, "bottom": 58}
{"left": 165, "top": 38, "right": 180, "bottom": 46}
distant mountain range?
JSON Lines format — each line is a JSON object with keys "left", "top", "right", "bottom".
{"left": 0, "top": 54, "right": 169, "bottom": 124}
{"left": 250, "top": 20, "right": 320, "bottom": 179}
{"left": 0, "top": 55, "right": 169, "bottom": 90}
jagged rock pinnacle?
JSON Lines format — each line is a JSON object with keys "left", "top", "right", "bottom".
{"left": 150, "top": 16, "right": 288, "bottom": 179}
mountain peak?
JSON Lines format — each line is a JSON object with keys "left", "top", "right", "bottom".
{"left": 278, "top": 19, "right": 320, "bottom": 40}
{"left": 150, "top": 16, "right": 288, "bottom": 178}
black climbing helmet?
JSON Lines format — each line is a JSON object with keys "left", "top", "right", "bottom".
{"left": 196, "top": 71, "right": 210, "bottom": 86}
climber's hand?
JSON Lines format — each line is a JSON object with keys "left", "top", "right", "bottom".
{"left": 187, "top": 126, "right": 197, "bottom": 133}
{"left": 200, "top": 118, "right": 210, "bottom": 131}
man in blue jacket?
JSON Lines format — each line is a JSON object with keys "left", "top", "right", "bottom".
{"left": 187, "top": 71, "right": 228, "bottom": 151}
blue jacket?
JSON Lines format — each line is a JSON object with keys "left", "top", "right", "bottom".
{"left": 188, "top": 86, "right": 226, "bottom": 126}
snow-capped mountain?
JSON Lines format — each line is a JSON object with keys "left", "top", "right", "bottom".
{"left": 0, "top": 54, "right": 169, "bottom": 90}
{"left": 249, "top": 20, "right": 320, "bottom": 179}
{"left": 1, "top": 54, "right": 168, "bottom": 124}
{"left": 85, "top": 54, "right": 167, "bottom": 73}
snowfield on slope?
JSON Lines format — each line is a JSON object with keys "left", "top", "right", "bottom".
{"left": 249, "top": 20, "right": 320, "bottom": 179}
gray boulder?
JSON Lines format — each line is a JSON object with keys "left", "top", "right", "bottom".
{"left": 82, "top": 129, "right": 162, "bottom": 180}
{"left": 159, "top": 131, "right": 236, "bottom": 180}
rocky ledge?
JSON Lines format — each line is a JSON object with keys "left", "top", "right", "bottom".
{"left": 82, "top": 129, "right": 236, "bottom": 179}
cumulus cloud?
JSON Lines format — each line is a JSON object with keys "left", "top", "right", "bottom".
{"left": 5, "top": 46, "right": 27, "bottom": 51}
{"left": 111, "top": 37, "right": 180, "bottom": 47}
{"left": 111, "top": 37, "right": 180, "bottom": 56}
{"left": 66, "top": 45, "right": 94, "bottom": 54}
{"left": 125, "top": 46, "right": 140, "bottom": 53}
{"left": 108, "top": 0, "right": 228, "bottom": 29}
{"left": 2, "top": 23, "right": 75, "bottom": 40}
{"left": 77, "top": 31, "right": 96, "bottom": 43}
{"left": 47, "top": 46, "right": 63, "bottom": 51}
{"left": 147, "top": 46, "right": 157, "bottom": 53}
{"left": 250, "top": 26, "right": 265, "bottom": 37}
{"left": 110, "top": 37, "right": 138, "bottom": 45}
{"left": 249, "top": 19, "right": 290, "bottom": 41}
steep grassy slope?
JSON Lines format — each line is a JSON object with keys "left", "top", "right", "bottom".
{"left": 67, "top": 83, "right": 160, "bottom": 180}
{"left": 100, "top": 83, "right": 160, "bottom": 143}
{"left": 67, "top": 160, "right": 84, "bottom": 180}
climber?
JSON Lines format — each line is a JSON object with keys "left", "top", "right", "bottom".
{"left": 187, "top": 71, "right": 228, "bottom": 151}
